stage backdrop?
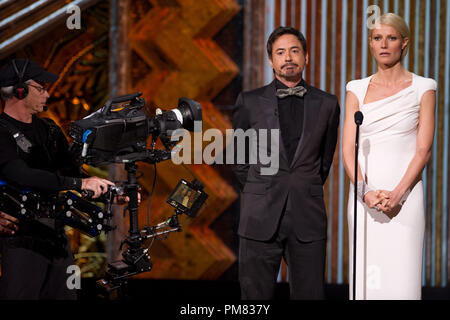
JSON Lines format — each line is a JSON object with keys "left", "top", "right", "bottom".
{"left": 243, "top": 0, "right": 450, "bottom": 287}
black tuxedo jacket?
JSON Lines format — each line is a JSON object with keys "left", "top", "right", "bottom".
{"left": 232, "top": 80, "right": 340, "bottom": 242}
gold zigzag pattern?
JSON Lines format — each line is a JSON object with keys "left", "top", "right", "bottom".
{"left": 129, "top": 0, "right": 240, "bottom": 279}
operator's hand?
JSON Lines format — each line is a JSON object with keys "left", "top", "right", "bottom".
{"left": 113, "top": 191, "right": 141, "bottom": 205}
{"left": 81, "top": 176, "right": 115, "bottom": 199}
{"left": 0, "top": 211, "right": 19, "bottom": 235}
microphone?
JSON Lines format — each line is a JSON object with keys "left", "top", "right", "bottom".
{"left": 43, "top": 105, "right": 48, "bottom": 112}
{"left": 352, "top": 110, "right": 363, "bottom": 300}
{"left": 354, "top": 111, "right": 363, "bottom": 125}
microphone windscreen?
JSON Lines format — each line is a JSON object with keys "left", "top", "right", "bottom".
{"left": 354, "top": 111, "right": 364, "bottom": 125}
{"left": 43, "top": 106, "right": 48, "bottom": 112}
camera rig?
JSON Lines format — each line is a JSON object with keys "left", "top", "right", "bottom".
{"left": 68, "top": 92, "right": 207, "bottom": 299}
{"left": 0, "top": 180, "right": 119, "bottom": 237}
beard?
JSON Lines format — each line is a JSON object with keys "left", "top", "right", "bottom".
{"left": 275, "top": 68, "right": 302, "bottom": 82}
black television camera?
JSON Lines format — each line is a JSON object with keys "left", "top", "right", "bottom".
{"left": 68, "top": 92, "right": 201, "bottom": 166}
{"left": 67, "top": 93, "right": 207, "bottom": 299}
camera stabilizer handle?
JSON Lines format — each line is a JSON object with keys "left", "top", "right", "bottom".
{"left": 101, "top": 92, "right": 143, "bottom": 116}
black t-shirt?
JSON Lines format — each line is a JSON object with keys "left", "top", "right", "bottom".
{"left": 0, "top": 112, "right": 82, "bottom": 191}
{"left": 0, "top": 112, "right": 84, "bottom": 232}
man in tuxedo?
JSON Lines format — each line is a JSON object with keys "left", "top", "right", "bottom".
{"left": 232, "top": 27, "right": 340, "bottom": 299}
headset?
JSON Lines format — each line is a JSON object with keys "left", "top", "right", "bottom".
{"left": 12, "top": 59, "right": 29, "bottom": 100}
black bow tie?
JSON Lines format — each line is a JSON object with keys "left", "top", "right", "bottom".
{"left": 276, "top": 85, "right": 307, "bottom": 99}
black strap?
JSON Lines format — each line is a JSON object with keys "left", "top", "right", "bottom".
{"left": 40, "top": 117, "right": 60, "bottom": 138}
{"left": 0, "top": 118, "right": 33, "bottom": 153}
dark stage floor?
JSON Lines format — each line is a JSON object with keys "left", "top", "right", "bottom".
{"left": 3, "top": 280, "right": 444, "bottom": 319}
{"left": 78, "top": 278, "right": 450, "bottom": 301}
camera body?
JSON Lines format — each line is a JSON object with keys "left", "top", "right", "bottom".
{"left": 69, "top": 93, "right": 148, "bottom": 166}
{"left": 68, "top": 92, "right": 201, "bottom": 167}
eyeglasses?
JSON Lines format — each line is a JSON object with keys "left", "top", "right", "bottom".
{"left": 28, "top": 84, "right": 48, "bottom": 94}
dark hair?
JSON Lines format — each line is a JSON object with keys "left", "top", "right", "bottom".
{"left": 267, "top": 26, "right": 308, "bottom": 59}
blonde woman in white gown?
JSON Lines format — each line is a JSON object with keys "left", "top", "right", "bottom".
{"left": 342, "top": 13, "right": 436, "bottom": 300}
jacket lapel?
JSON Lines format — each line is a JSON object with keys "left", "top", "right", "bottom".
{"left": 291, "top": 84, "right": 323, "bottom": 167}
{"left": 258, "top": 80, "right": 288, "bottom": 163}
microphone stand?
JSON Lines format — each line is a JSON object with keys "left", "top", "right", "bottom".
{"left": 353, "top": 111, "right": 363, "bottom": 300}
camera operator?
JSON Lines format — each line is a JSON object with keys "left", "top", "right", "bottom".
{"left": 0, "top": 59, "right": 115, "bottom": 300}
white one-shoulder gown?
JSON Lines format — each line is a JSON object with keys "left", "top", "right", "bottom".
{"left": 346, "top": 73, "right": 437, "bottom": 300}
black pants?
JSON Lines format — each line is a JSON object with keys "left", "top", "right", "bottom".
{"left": 0, "top": 223, "right": 77, "bottom": 300}
{"left": 238, "top": 206, "right": 326, "bottom": 300}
